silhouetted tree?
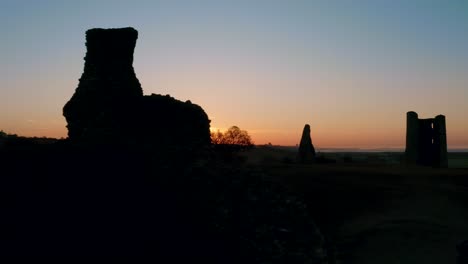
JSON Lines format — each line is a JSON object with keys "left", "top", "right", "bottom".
{"left": 211, "top": 129, "right": 224, "bottom": 145}
{"left": 211, "top": 126, "right": 253, "bottom": 149}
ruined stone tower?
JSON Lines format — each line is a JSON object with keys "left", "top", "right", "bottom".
{"left": 63, "top": 28, "right": 211, "bottom": 148}
{"left": 63, "top": 28, "right": 143, "bottom": 140}
{"left": 298, "top": 124, "right": 316, "bottom": 163}
{"left": 405, "top": 111, "right": 448, "bottom": 168}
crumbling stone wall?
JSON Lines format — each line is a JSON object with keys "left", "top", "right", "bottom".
{"left": 63, "top": 28, "right": 210, "bottom": 148}
{"left": 405, "top": 111, "right": 448, "bottom": 168}
{"left": 136, "top": 94, "right": 211, "bottom": 148}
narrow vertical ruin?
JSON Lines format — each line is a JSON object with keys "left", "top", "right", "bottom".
{"left": 405, "top": 111, "right": 420, "bottom": 164}
{"left": 298, "top": 124, "right": 316, "bottom": 163}
{"left": 433, "top": 115, "right": 448, "bottom": 168}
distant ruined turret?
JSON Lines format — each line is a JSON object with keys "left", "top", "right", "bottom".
{"left": 298, "top": 124, "right": 316, "bottom": 163}
{"left": 405, "top": 111, "right": 448, "bottom": 168}
{"left": 63, "top": 27, "right": 211, "bottom": 148}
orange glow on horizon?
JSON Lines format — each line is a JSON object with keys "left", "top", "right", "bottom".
{"left": 3, "top": 105, "right": 468, "bottom": 149}
{"left": 5, "top": 122, "right": 468, "bottom": 149}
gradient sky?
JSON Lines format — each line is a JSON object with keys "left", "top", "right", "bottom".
{"left": 1, "top": 0, "right": 468, "bottom": 148}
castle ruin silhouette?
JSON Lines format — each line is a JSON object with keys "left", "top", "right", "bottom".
{"left": 405, "top": 111, "right": 448, "bottom": 168}
{"left": 63, "top": 27, "right": 211, "bottom": 149}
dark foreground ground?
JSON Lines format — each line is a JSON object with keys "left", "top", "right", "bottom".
{"left": 0, "top": 139, "right": 325, "bottom": 262}
{"left": 1, "top": 138, "right": 468, "bottom": 263}
{"left": 244, "top": 147, "right": 468, "bottom": 263}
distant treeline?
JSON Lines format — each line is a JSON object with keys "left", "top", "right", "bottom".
{"left": 0, "top": 130, "right": 59, "bottom": 149}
